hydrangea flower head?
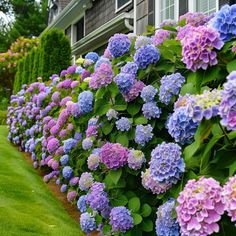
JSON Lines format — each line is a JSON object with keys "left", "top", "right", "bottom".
{"left": 109, "top": 207, "right": 133, "bottom": 233}
{"left": 67, "top": 191, "right": 77, "bottom": 202}
{"left": 116, "top": 117, "right": 131, "bottom": 131}
{"left": 180, "top": 12, "right": 209, "bottom": 26}
{"left": 47, "top": 137, "right": 60, "bottom": 154}
{"left": 82, "top": 138, "right": 93, "bottom": 150}
{"left": 60, "top": 184, "right": 67, "bottom": 193}
{"left": 62, "top": 166, "right": 73, "bottom": 179}
{"left": 63, "top": 138, "right": 77, "bottom": 154}
{"left": 85, "top": 52, "right": 99, "bottom": 62}
{"left": 114, "top": 73, "right": 135, "bottom": 93}
{"left": 134, "top": 36, "right": 152, "bottom": 49}
{"left": 156, "top": 199, "right": 179, "bottom": 236}
{"left": 127, "top": 149, "right": 145, "bottom": 170}
{"left": 87, "top": 153, "right": 100, "bottom": 170}
{"left": 69, "top": 177, "right": 79, "bottom": 186}
{"left": 120, "top": 62, "right": 138, "bottom": 76}
{"left": 176, "top": 177, "right": 224, "bottom": 236}
{"left": 99, "top": 143, "right": 129, "bottom": 169}
{"left": 141, "top": 85, "right": 158, "bottom": 102}
{"left": 80, "top": 212, "right": 96, "bottom": 234}
{"left": 134, "top": 45, "right": 160, "bottom": 69}
{"left": 77, "top": 195, "right": 87, "bottom": 213}
{"left": 152, "top": 29, "right": 170, "bottom": 46}
{"left": 86, "top": 125, "right": 98, "bottom": 138}
{"left": 142, "top": 102, "right": 161, "bottom": 119}
{"left": 123, "top": 80, "right": 145, "bottom": 102}
{"left": 79, "top": 172, "right": 94, "bottom": 191}
{"left": 60, "top": 154, "right": 69, "bottom": 166}
{"left": 135, "top": 124, "right": 153, "bottom": 146}
{"left": 106, "top": 109, "right": 118, "bottom": 120}
{"left": 150, "top": 142, "right": 185, "bottom": 185}
{"left": 94, "top": 57, "right": 111, "bottom": 69}
{"left": 78, "top": 91, "right": 94, "bottom": 114}
{"left": 108, "top": 33, "right": 131, "bottom": 58}
{"left": 159, "top": 73, "right": 185, "bottom": 105}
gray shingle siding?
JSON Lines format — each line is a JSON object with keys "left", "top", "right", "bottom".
{"left": 136, "top": 0, "right": 148, "bottom": 34}
{"left": 60, "top": 0, "right": 71, "bottom": 10}
{"left": 85, "top": 0, "right": 133, "bottom": 35}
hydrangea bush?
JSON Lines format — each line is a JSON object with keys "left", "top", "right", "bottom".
{"left": 7, "top": 5, "right": 236, "bottom": 235}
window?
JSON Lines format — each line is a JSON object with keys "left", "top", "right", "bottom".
{"left": 155, "top": 0, "right": 179, "bottom": 26}
{"left": 65, "top": 26, "right": 71, "bottom": 44}
{"left": 75, "top": 17, "right": 84, "bottom": 42}
{"left": 189, "top": 0, "right": 219, "bottom": 15}
{"left": 116, "top": 0, "right": 132, "bottom": 12}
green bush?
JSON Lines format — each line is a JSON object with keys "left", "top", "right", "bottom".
{"left": 0, "top": 110, "right": 7, "bottom": 125}
{"left": 32, "top": 48, "right": 40, "bottom": 81}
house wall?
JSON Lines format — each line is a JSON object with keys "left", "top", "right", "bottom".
{"left": 85, "top": 0, "right": 133, "bottom": 35}
{"left": 136, "top": 0, "right": 148, "bottom": 34}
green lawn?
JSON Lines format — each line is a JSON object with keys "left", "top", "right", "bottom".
{"left": 0, "top": 126, "right": 83, "bottom": 236}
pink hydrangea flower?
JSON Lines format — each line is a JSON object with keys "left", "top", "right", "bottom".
{"left": 176, "top": 177, "right": 224, "bottom": 236}
{"left": 152, "top": 29, "right": 170, "bottom": 46}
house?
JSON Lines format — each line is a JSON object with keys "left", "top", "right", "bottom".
{"left": 46, "top": 0, "right": 236, "bottom": 58}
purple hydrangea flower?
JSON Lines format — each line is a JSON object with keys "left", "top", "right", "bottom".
{"left": 108, "top": 33, "right": 131, "bottom": 58}
{"left": 94, "top": 57, "right": 111, "bottom": 69}
{"left": 62, "top": 166, "right": 73, "bottom": 179}
{"left": 141, "top": 85, "right": 158, "bottom": 102}
{"left": 109, "top": 207, "right": 133, "bottom": 233}
{"left": 127, "top": 149, "right": 145, "bottom": 170}
{"left": 80, "top": 212, "right": 97, "bottom": 234}
{"left": 120, "top": 62, "right": 138, "bottom": 76}
{"left": 78, "top": 91, "right": 94, "bottom": 114}
{"left": 150, "top": 142, "right": 185, "bottom": 185}
{"left": 99, "top": 143, "right": 129, "bottom": 169}
{"left": 77, "top": 195, "right": 87, "bottom": 213}
{"left": 134, "top": 45, "right": 160, "bottom": 69}
{"left": 123, "top": 80, "right": 145, "bottom": 102}
{"left": 87, "top": 153, "right": 100, "bottom": 170}
{"left": 69, "top": 177, "right": 79, "bottom": 186}
{"left": 114, "top": 73, "right": 135, "bottom": 94}
{"left": 82, "top": 138, "right": 93, "bottom": 150}
{"left": 135, "top": 124, "right": 153, "bottom": 146}
{"left": 60, "top": 155, "right": 69, "bottom": 166}
{"left": 180, "top": 12, "right": 209, "bottom": 26}
{"left": 142, "top": 102, "right": 161, "bottom": 119}
{"left": 79, "top": 172, "right": 94, "bottom": 191}
{"left": 60, "top": 184, "right": 67, "bottom": 193}
{"left": 156, "top": 199, "right": 179, "bottom": 236}
{"left": 159, "top": 73, "right": 185, "bottom": 105}
{"left": 152, "top": 29, "right": 170, "bottom": 46}
{"left": 86, "top": 125, "right": 98, "bottom": 138}
{"left": 47, "top": 138, "right": 60, "bottom": 154}
{"left": 116, "top": 117, "right": 131, "bottom": 131}
{"left": 67, "top": 191, "right": 77, "bottom": 202}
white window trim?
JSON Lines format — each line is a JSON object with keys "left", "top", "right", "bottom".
{"left": 188, "top": 0, "right": 219, "bottom": 13}
{"left": 115, "top": 0, "right": 132, "bottom": 13}
{"left": 155, "top": 0, "right": 179, "bottom": 27}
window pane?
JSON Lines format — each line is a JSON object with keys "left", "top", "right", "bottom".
{"left": 117, "top": 0, "right": 130, "bottom": 9}
{"left": 65, "top": 26, "right": 71, "bottom": 44}
{"left": 169, "top": 5, "right": 174, "bottom": 19}
{"left": 75, "top": 17, "right": 84, "bottom": 42}
{"left": 160, "top": 0, "right": 176, "bottom": 21}
{"left": 196, "top": 0, "right": 216, "bottom": 15}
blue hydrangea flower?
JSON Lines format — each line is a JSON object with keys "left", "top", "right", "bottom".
{"left": 80, "top": 212, "right": 97, "bottom": 234}
{"left": 78, "top": 91, "right": 94, "bottom": 114}
{"left": 62, "top": 166, "right": 73, "bottom": 179}
{"left": 77, "top": 195, "right": 88, "bottom": 213}
{"left": 85, "top": 52, "right": 99, "bottom": 62}
{"left": 108, "top": 33, "right": 131, "bottom": 58}
{"left": 63, "top": 138, "right": 77, "bottom": 154}
{"left": 82, "top": 138, "right": 93, "bottom": 150}
{"left": 116, "top": 117, "right": 131, "bottom": 131}
{"left": 60, "top": 154, "right": 69, "bottom": 166}
{"left": 94, "top": 57, "right": 111, "bottom": 69}
{"left": 79, "top": 172, "right": 94, "bottom": 191}
{"left": 166, "top": 106, "right": 199, "bottom": 145}
{"left": 159, "top": 73, "right": 185, "bottom": 105}
{"left": 121, "top": 62, "right": 138, "bottom": 76}
{"left": 60, "top": 184, "right": 67, "bottom": 193}
{"left": 141, "top": 85, "right": 158, "bottom": 102}
{"left": 210, "top": 4, "right": 236, "bottom": 42}
{"left": 109, "top": 206, "right": 134, "bottom": 233}
{"left": 142, "top": 102, "right": 162, "bottom": 119}
{"left": 156, "top": 199, "right": 180, "bottom": 236}
{"left": 135, "top": 124, "right": 153, "bottom": 146}
{"left": 114, "top": 73, "right": 135, "bottom": 94}
{"left": 150, "top": 142, "right": 185, "bottom": 185}
{"left": 134, "top": 45, "right": 160, "bottom": 69}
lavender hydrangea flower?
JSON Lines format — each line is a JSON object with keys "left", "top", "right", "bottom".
{"left": 99, "top": 143, "right": 129, "bottom": 169}
{"left": 77, "top": 195, "right": 87, "bottom": 213}
{"left": 152, "top": 29, "right": 170, "bottom": 46}
{"left": 127, "top": 149, "right": 145, "bottom": 170}
{"left": 60, "top": 155, "right": 69, "bottom": 166}
{"left": 85, "top": 52, "right": 99, "bottom": 62}
{"left": 142, "top": 102, "right": 161, "bottom": 119}
{"left": 108, "top": 33, "right": 131, "bottom": 58}
{"left": 78, "top": 91, "right": 94, "bottom": 114}
{"left": 159, "top": 73, "right": 185, "bottom": 105}
{"left": 47, "top": 138, "right": 60, "bottom": 154}
{"left": 79, "top": 172, "right": 94, "bottom": 191}
{"left": 82, "top": 138, "right": 93, "bottom": 150}
{"left": 219, "top": 71, "right": 236, "bottom": 130}
{"left": 87, "top": 153, "right": 100, "bottom": 170}
{"left": 180, "top": 12, "right": 209, "bottom": 26}
{"left": 60, "top": 184, "right": 67, "bottom": 193}
{"left": 80, "top": 212, "right": 97, "bottom": 234}
{"left": 86, "top": 125, "right": 98, "bottom": 138}
{"left": 176, "top": 177, "right": 224, "bottom": 236}
{"left": 210, "top": 4, "right": 236, "bottom": 42}
{"left": 106, "top": 109, "right": 118, "bottom": 120}
{"left": 134, "top": 45, "right": 160, "bottom": 69}
{"left": 69, "top": 177, "right": 79, "bottom": 186}
{"left": 62, "top": 166, "right": 73, "bottom": 179}
{"left": 150, "top": 142, "right": 185, "bottom": 185}
{"left": 114, "top": 73, "right": 135, "bottom": 93}
{"left": 134, "top": 36, "right": 152, "bottom": 49}
{"left": 67, "top": 191, "right": 77, "bottom": 202}
{"left": 156, "top": 199, "right": 179, "bottom": 236}
{"left": 135, "top": 124, "right": 153, "bottom": 146}
{"left": 120, "top": 62, "right": 138, "bottom": 76}
{"left": 63, "top": 138, "right": 77, "bottom": 154}
{"left": 124, "top": 80, "right": 145, "bottom": 102}
{"left": 141, "top": 85, "right": 158, "bottom": 102}
{"left": 94, "top": 57, "right": 111, "bottom": 69}
{"left": 116, "top": 117, "right": 131, "bottom": 131}
{"left": 109, "top": 207, "right": 133, "bottom": 233}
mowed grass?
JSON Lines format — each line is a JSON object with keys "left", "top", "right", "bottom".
{"left": 0, "top": 126, "right": 83, "bottom": 236}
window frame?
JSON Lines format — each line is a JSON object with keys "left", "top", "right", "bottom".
{"left": 115, "top": 0, "right": 132, "bottom": 13}
{"left": 188, "top": 0, "right": 219, "bottom": 15}
{"left": 155, "top": 0, "right": 179, "bottom": 27}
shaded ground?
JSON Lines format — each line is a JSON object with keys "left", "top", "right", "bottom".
{"left": 0, "top": 126, "right": 83, "bottom": 236}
